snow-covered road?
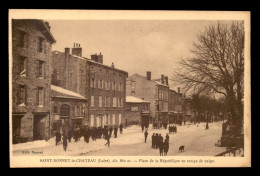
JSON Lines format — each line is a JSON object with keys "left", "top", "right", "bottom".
{"left": 12, "top": 121, "right": 226, "bottom": 156}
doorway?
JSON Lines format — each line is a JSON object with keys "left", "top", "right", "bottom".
{"left": 33, "top": 115, "right": 46, "bottom": 141}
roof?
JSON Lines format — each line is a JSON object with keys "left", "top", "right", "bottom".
{"left": 52, "top": 51, "right": 128, "bottom": 75}
{"left": 126, "top": 96, "right": 150, "bottom": 103}
{"left": 51, "top": 85, "right": 86, "bottom": 100}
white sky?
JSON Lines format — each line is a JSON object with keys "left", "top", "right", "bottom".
{"left": 47, "top": 20, "right": 218, "bottom": 91}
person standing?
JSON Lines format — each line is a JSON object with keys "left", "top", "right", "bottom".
{"left": 151, "top": 133, "right": 155, "bottom": 148}
{"left": 141, "top": 124, "right": 144, "bottom": 132}
{"left": 155, "top": 133, "right": 159, "bottom": 149}
{"left": 63, "top": 134, "right": 68, "bottom": 151}
{"left": 163, "top": 139, "right": 169, "bottom": 156}
{"left": 166, "top": 133, "right": 169, "bottom": 143}
{"left": 119, "top": 123, "right": 123, "bottom": 134}
{"left": 109, "top": 126, "right": 113, "bottom": 137}
{"left": 158, "top": 135, "right": 164, "bottom": 156}
{"left": 105, "top": 134, "right": 110, "bottom": 147}
{"left": 114, "top": 126, "right": 118, "bottom": 138}
{"left": 205, "top": 122, "right": 209, "bottom": 130}
{"left": 144, "top": 130, "right": 148, "bottom": 143}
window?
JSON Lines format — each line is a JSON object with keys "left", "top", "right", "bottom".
{"left": 112, "top": 81, "right": 115, "bottom": 91}
{"left": 17, "top": 30, "right": 26, "bottom": 48}
{"left": 108, "top": 114, "right": 111, "bottom": 125}
{"left": 19, "top": 56, "right": 26, "bottom": 76}
{"left": 75, "top": 106, "right": 81, "bottom": 116}
{"left": 99, "top": 96, "right": 102, "bottom": 107}
{"left": 95, "top": 79, "right": 98, "bottom": 88}
{"left": 113, "top": 97, "right": 117, "bottom": 107}
{"left": 105, "top": 97, "right": 109, "bottom": 107}
{"left": 119, "top": 83, "right": 122, "bottom": 92}
{"left": 121, "top": 98, "right": 124, "bottom": 108}
{"left": 90, "top": 115, "right": 94, "bottom": 127}
{"left": 90, "top": 78, "right": 94, "bottom": 88}
{"left": 100, "top": 80, "right": 103, "bottom": 89}
{"left": 131, "top": 81, "right": 136, "bottom": 88}
{"left": 37, "top": 60, "right": 45, "bottom": 78}
{"left": 37, "top": 87, "right": 44, "bottom": 106}
{"left": 118, "top": 114, "right": 122, "bottom": 125}
{"left": 18, "top": 85, "right": 26, "bottom": 105}
{"left": 112, "top": 114, "right": 115, "bottom": 125}
{"left": 53, "top": 106, "right": 58, "bottom": 114}
{"left": 118, "top": 97, "right": 123, "bottom": 107}
{"left": 91, "top": 96, "right": 94, "bottom": 107}
{"left": 38, "top": 37, "right": 44, "bottom": 52}
{"left": 107, "top": 81, "right": 110, "bottom": 90}
{"left": 131, "top": 91, "right": 135, "bottom": 96}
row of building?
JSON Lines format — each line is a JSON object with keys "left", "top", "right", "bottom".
{"left": 11, "top": 19, "right": 191, "bottom": 144}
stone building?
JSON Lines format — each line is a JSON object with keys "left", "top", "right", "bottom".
{"left": 168, "top": 88, "right": 183, "bottom": 124}
{"left": 50, "top": 85, "right": 87, "bottom": 136}
{"left": 51, "top": 44, "right": 128, "bottom": 129}
{"left": 12, "top": 20, "right": 55, "bottom": 143}
{"left": 87, "top": 53, "right": 128, "bottom": 128}
{"left": 126, "top": 72, "right": 170, "bottom": 124}
{"left": 125, "top": 96, "right": 150, "bottom": 126}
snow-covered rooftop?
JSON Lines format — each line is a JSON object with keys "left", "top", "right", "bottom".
{"left": 51, "top": 85, "right": 86, "bottom": 100}
{"left": 126, "top": 96, "right": 150, "bottom": 103}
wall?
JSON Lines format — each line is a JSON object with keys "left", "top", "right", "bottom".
{"left": 12, "top": 20, "right": 53, "bottom": 141}
{"left": 88, "top": 61, "right": 128, "bottom": 127}
{"left": 126, "top": 74, "right": 156, "bottom": 118}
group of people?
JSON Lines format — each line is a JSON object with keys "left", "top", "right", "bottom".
{"left": 168, "top": 125, "right": 178, "bottom": 134}
{"left": 56, "top": 123, "right": 124, "bottom": 151}
{"left": 152, "top": 122, "right": 168, "bottom": 129}
{"left": 151, "top": 133, "right": 170, "bottom": 156}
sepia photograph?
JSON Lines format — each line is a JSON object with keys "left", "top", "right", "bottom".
{"left": 9, "top": 10, "right": 251, "bottom": 167}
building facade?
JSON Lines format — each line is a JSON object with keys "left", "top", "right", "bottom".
{"left": 88, "top": 54, "right": 128, "bottom": 128}
{"left": 126, "top": 72, "right": 171, "bottom": 124}
{"left": 125, "top": 96, "right": 150, "bottom": 126}
{"left": 51, "top": 44, "right": 128, "bottom": 129}
{"left": 12, "top": 20, "right": 55, "bottom": 143}
{"left": 168, "top": 88, "right": 183, "bottom": 124}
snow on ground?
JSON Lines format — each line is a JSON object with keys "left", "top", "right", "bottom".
{"left": 12, "top": 122, "right": 227, "bottom": 156}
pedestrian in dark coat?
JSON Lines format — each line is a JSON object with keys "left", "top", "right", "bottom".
{"left": 205, "top": 122, "right": 209, "bottom": 130}
{"left": 166, "top": 133, "right": 169, "bottom": 142}
{"left": 155, "top": 133, "right": 159, "bottom": 149}
{"left": 109, "top": 126, "right": 113, "bottom": 137}
{"left": 68, "top": 130, "right": 72, "bottom": 142}
{"left": 158, "top": 137, "right": 164, "bottom": 156}
{"left": 114, "top": 126, "right": 118, "bottom": 138}
{"left": 144, "top": 130, "right": 148, "bottom": 143}
{"left": 141, "top": 124, "right": 144, "bottom": 132}
{"left": 105, "top": 134, "right": 110, "bottom": 147}
{"left": 55, "top": 131, "right": 61, "bottom": 146}
{"left": 119, "top": 123, "right": 123, "bottom": 134}
{"left": 163, "top": 139, "right": 169, "bottom": 156}
{"left": 63, "top": 134, "right": 68, "bottom": 151}
{"left": 151, "top": 133, "right": 155, "bottom": 148}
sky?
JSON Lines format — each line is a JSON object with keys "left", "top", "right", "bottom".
{"left": 47, "top": 20, "right": 218, "bottom": 91}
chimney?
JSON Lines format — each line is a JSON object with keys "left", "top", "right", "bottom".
{"left": 111, "top": 62, "right": 115, "bottom": 68}
{"left": 147, "top": 71, "right": 151, "bottom": 80}
{"left": 91, "top": 53, "right": 103, "bottom": 64}
{"left": 178, "top": 87, "right": 180, "bottom": 93}
{"left": 161, "top": 75, "right": 165, "bottom": 84}
{"left": 72, "top": 43, "right": 82, "bottom": 57}
{"left": 165, "top": 76, "right": 168, "bottom": 85}
{"left": 44, "top": 21, "right": 51, "bottom": 31}
{"left": 65, "top": 48, "right": 70, "bottom": 55}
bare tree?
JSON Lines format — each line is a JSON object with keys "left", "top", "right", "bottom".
{"left": 173, "top": 22, "right": 244, "bottom": 127}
